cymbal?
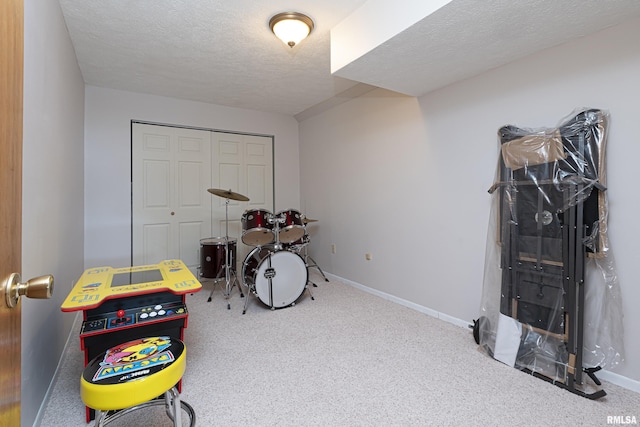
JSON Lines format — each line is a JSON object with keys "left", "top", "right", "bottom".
{"left": 303, "top": 218, "right": 318, "bottom": 224}
{"left": 207, "top": 188, "right": 250, "bottom": 202}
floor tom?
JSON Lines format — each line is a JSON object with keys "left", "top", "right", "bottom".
{"left": 200, "top": 237, "right": 236, "bottom": 279}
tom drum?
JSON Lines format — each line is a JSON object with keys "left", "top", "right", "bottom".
{"left": 276, "top": 209, "right": 305, "bottom": 244}
{"left": 282, "top": 232, "right": 310, "bottom": 252}
{"left": 241, "top": 209, "right": 275, "bottom": 246}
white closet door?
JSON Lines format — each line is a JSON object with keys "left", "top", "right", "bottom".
{"left": 211, "top": 132, "right": 274, "bottom": 269}
{"left": 132, "top": 124, "right": 212, "bottom": 275}
{"left": 133, "top": 124, "right": 274, "bottom": 279}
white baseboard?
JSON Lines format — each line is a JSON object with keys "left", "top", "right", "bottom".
{"left": 598, "top": 369, "right": 640, "bottom": 393}
{"left": 326, "top": 273, "right": 640, "bottom": 394}
{"left": 326, "top": 273, "right": 473, "bottom": 330}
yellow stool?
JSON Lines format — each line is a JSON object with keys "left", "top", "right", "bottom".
{"left": 80, "top": 336, "right": 195, "bottom": 426}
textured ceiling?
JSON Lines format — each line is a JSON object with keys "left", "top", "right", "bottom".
{"left": 58, "top": 0, "right": 640, "bottom": 119}
{"left": 332, "top": 0, "right": 640, "bottom": 96}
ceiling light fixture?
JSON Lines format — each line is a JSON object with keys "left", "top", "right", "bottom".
{"left": 269, "top": 12, "right": 314, "bottom": 48}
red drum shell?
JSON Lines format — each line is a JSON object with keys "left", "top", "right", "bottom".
{"left": 200, "top": 237, "right": 236, "bottom": 279}
{"left": 241, "top": 209, "right": 274, "bottom": 246}
{"left": 283, "top": 232, "right": 310, "bottom": 252}
{"left": 276, "top": 209, "right": 305, "bottom": 243}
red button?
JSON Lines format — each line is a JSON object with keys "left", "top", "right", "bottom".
{"left": 117, "top": 309, "right": 125, "bottom": 318}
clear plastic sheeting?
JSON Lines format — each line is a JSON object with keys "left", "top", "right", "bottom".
{"left": 477, "top": 108, "right": 624, "bottom": 399}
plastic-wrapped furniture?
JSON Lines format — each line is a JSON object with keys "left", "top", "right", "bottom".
{"left": 476, "top": 109, "right": 624, "bottom": 399}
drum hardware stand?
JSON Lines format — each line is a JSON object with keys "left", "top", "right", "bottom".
{"left": 204, "top": 265, "right": 240, "bottom": 303}
{"left": 305, "top": 279, "right": 315, "bottom": 300}
{"left": 207, "top": 188, "right": 250, "bottom": 310}
{"left": 301, "top": 246, "right": 328, "bottom": 287}
{"left": 241, "top": 261, "right": 253, "bottom": 315}
{"left": 268, "top": 215, "right": 284, "bottom": 310}
{"left": 301, "top": 218, "right": 329, "bottom": 286}
{"left": 267, "top": 251, "right": 274, "bottom": 310}
{"left": 270, "top": 213, "right": 284, "bottom": 251}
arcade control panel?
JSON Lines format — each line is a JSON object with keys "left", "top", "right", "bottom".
{"left": 79, "top": 291, "right": 190, "bottom": 362}
{"left": 81, "top": 300, "right": 188, "bottom": 337}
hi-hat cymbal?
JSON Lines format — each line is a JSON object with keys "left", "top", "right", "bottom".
{"left": 207, "top": 188, "right": 250, "bottom": 202}
{"left": 303, "top": 218, "right": 318, "bottom": 224}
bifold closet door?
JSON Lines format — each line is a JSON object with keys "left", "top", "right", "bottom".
{"left": 132, "top": 124, "right": 212, "bottom": 275}
{"left": 211, "top": 132, "right": 274, "bottom": 268}
{"left": 133, "top": 124, "right": 274, "bottom": 276}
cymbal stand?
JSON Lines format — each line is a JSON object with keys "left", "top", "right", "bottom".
{"left": 207, "top": 196, "right": 240, "bottom": 310}
{"left": 297, "top": 216, "right": 328, "bottom": 286}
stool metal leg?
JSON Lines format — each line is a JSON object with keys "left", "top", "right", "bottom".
{"left": 165, "top": 386, "right": 181, "bottom": 426}
{"left": 94, "top": 410, "right": 106, "bottom": 427}
{"left": 91, "top": 391, "right": 195, "bottom": 427}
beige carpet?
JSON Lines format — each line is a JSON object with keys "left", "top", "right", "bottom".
{"left": 39, "top": 271, "right": 639, "bottom": 426}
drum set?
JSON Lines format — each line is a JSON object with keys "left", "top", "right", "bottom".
{"left": 201, "top": 188, "right": 328, "bottom": 313}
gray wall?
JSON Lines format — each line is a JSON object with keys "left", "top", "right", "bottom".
{"left": 22, "top": 1, "right": 85, "bottom": 426}
{"left": 299, "top": 16, "right": 640, "bottom": 386}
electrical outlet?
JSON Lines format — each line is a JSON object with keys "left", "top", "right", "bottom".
{"left": 331, "top": 244, "right": 336, "bottom": 254}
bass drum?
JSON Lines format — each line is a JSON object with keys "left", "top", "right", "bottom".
{"left": 242, "top": 246, "right": 308, "bottom": 308}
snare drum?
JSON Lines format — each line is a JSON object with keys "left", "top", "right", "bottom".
{"left": 242, "top": 246, "right": 307, "bottom": 309}
{"left": 276, "top": 209, "right": 305, "bottom": 244}
{"left": 200, "top": 237, "right": 236, "bottom": 279}
{"left": 241, "top": 209, "right": 274, "bottom": 246}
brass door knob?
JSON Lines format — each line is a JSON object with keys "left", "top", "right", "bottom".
{"left": 2, "top": 273, "right": 54, "bottom": 308}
